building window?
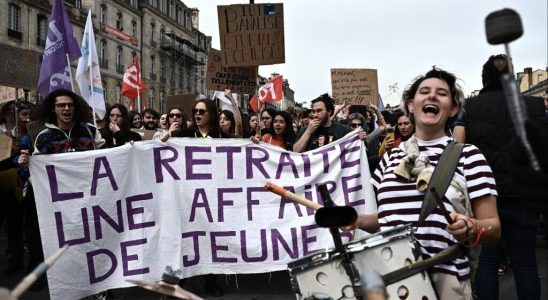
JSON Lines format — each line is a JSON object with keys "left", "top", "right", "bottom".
{"left": 8, "top": 4, "right": 21, "bottom": 32}
{"left": 100, "top": 5, "right": 107, "bottom": 24}
{"left": 151, "top": 23, "right": 155, "bottom": 42}
{"left": 36, "top": 14, "right": 47, "bottom": 46}
{"left": 179, "top": 67, "right": 184, "bottom": 88}
{"left": 116, "top": 84, "right": 122, "bottom": 103}
{"left": 169, "top": 1, "right": 174, "bottom": 18}
{"left": 149, "top": 88, "right": 155, "bottom": 108}
{"left": 160, "top": 58, "right": 165, "bottom": 75}
{"left": 160, "top": 28, "right": 165, "bottom": 44}
{"left": 116, "top": 12, "right": 123, "bottom": 30}
{"left": 159, "top": 91, "right": 165, "bottom": 112}
{"left": 132, "top": 20, "right": 137, "bottom": 36}
{"left": 100, "top": 39, "right": 107, "bottom": 60}
{"left": 116, "top": 46, "right": 123, "bottom": 73}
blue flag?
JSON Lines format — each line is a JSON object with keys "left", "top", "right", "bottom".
{"left": 378, "top": 93, "right": 385, "bottom": 111}
{"left": 37, "top": 0, "right": 81, "bottom": 97}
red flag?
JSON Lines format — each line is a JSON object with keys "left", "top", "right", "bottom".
{"left": 122, "top": 55, "right": 146, "bottom": 99}
{"left": 249, "top": 75, "right": 284, "bottom": 112}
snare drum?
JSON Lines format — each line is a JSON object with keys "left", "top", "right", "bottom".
{"left": 288, "top": 225, "right": 438, "bottom": 300}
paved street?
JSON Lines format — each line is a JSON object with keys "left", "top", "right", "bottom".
{"left": 0, "top": 231, "right": 546, "bottom": 299}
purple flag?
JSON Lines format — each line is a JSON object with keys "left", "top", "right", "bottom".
{"left": 37, "top": 0, "right": 81, "bottom": 97}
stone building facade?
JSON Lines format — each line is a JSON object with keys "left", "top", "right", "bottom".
{"left": 0, "top": 0, "right": 211, "bottom": 113}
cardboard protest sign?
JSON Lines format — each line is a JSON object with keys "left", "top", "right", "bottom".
{"left": 331, "top": 69, "right": 379, "bottom": 106}
{"left": 218, "top": 3, "right": 285, "bottom": 67}
{"left": 0, "top": 133, "right": 12, "bottom": 160}
{"left": 29, "top": 132, "right": 375, "bottom": 300}
{"left": 130, "top": 129, "right": 156, "bottom": 140}
{"left": 166, "top": 94, "right": 196, "bottom": 122}
{"left": 0, "top": 44, "right": 42, "bottom": 90}
{"left": 206, "top": 50, "right": 257, "bottom": 94}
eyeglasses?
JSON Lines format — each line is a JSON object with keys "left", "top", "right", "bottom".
{"left": 350, "top": 123, "right": 362, "bottom": 128}
{"left": 55, "top": 103, "right": 75, "bottom": 109}
{"left": 169, "top": 113, "right": 182, "bottom": 118}
{"left": 192, "top": 109, "right": 207, "bottom": 115}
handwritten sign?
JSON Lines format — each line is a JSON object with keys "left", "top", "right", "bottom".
{"left": 218, "top": 3, "right": 285, "bottom": 67}
{"left": 205, "top": 50, "right": 257, "bottom": 94}
{"left": 29, "top": 133, "right": 375, "bottom": 300}
{"left": 0, "top": 86, "right": 25, "bottom": 104}
{"left": 0, "top": 44, "right": 42, "bottom": 90}
{"left": 331, "top": 69, "right": 379, "bottom": 106}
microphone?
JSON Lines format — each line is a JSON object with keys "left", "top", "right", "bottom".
{"left": 484, "top": 8, "right": 541, "bottom": 171}
{"left": 485, "top": 8, "right": 523, "bottom": 45}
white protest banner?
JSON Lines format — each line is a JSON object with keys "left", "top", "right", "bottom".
{"left": 29, "top": 132, "right": 376, "bottom": 300}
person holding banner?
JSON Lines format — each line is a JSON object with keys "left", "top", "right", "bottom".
{"left": 100, "top": 103, "right": 142, "bottom": 148}
{"left": 351, "top": 68, "right": 500, "bottom": 299}
{"left": 163, "top": 99, "right": 227, "bottom": 296}
{"left": 15, "top": 89, "right": 106, "bottom": 291}
{"left": 171, "top": 99, "right": 230, "bottom": 140}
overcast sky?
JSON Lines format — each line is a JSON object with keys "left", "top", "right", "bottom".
{"left": 184, "top": 0, "right": 547, "bottom": 105}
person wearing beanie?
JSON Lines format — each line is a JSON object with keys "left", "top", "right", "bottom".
{"left": 462, "top": 55, "right": 547, "bottom": 300}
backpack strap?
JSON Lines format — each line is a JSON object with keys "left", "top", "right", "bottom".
{"left": 418, "top": 141, "right": 464, "bottom": 224}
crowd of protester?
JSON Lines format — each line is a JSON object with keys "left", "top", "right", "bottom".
{"left": 1, "top": 56, "right": 547, "bottom": 299}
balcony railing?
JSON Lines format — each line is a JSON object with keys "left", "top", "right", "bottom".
{"left": 8, "top": 29, "right": 22, "bottom": 40}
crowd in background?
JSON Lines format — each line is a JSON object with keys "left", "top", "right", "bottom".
{"left": 0, "top": 56, "right": 547, "bottom": 299}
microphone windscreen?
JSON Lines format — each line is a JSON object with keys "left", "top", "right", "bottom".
{"left": 485, "top": 8, "right": 523, "bottom": 45}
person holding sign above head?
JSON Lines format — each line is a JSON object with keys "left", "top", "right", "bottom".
{"left": 350, "top": 68, "right": 501, "bottom": 299}
{"left": 293, "top": 93, "right": 365, "bottom": 152}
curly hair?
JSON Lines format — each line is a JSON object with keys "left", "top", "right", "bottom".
{"left": 37, "top": 89, "right": 92, "bottom": 124}
{"left": 311, "top": 93, "right": 336, "bottom": 116}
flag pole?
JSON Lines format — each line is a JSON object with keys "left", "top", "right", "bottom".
{"left": 137, "top": 57, "right": 141, "bottom": 112}
{"left": 90, "top": 64, "right": 97, "bottom": 127}
{"left": 66, "top": 54, "right": 75, "bottom": 92}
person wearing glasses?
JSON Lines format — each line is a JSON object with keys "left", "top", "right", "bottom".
{"left": 158, "top": 106, "right": 188, "bottom": 141}
{"left": 293, "top": 94, "right": 365, "bottom": 152}
{"left": 15, "top": 89, "right": 105, "bottom": 290}
{"left": 169, "top": 100, "right": 231, "bottom": 141}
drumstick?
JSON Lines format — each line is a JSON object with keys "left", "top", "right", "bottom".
{"left": 264, "top": 182, "right": 323, "bottom": 211}
{"left": 11, "top": 245, "right": 68, "bottom": 299}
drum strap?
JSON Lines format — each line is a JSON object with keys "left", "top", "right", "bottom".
{"left": 418, "top": 141, "right": 464, "bottom": 225}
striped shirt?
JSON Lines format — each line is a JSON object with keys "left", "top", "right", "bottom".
{"left": 371, "top": 136, "right": 497, "bottom": 280}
